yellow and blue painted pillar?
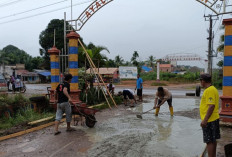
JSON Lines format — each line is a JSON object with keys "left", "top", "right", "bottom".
{"left": 220, "top": 19, "right": 232, "bottom": 122}
{"left": 48, "top": 46, "right": 60, "bottom": 104}
{"left": 67, "top": 31, "right": 80, "bottom": 91}
{"left": 66, "top": 31, "right": 81, "bottom": 104}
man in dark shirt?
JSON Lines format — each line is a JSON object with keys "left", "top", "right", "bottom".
{"left": 54, "top": 73, "right": 75, "bottom": 135}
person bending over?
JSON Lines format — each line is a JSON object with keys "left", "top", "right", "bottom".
{"left": 153, "top": 87, "right": 173, "bottom": 116}
{"left": 123, "top": 89, "right": 137, "bottom": 107}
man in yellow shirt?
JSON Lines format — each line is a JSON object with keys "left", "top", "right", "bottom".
{"left": 199, "top": 74, "right": 220, "bottom": 157}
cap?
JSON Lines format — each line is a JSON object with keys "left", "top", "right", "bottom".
{"left": 199, "top": 73, "right": 211, "bottom": 82}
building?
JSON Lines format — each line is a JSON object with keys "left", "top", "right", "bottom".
{"left": 141, "top": 65, "right": 152, "bottom": 73}
{"left": 86, "top": 68, "right": 119, "bottom": 83}
{"left": 16, "top": 70, "right": 40, "bottom": 83}
{"left": 160, "top": 64, "right": 174, "bottom": 73}
{"left": 34, "top": 69, "right": 51, "bottom": 83}
{"left": 0, "top": 64, "right": 40, "bottom": 83}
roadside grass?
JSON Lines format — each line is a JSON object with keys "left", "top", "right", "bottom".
{"left": 151, "top": 82, "right": 167, "bottom": 86}
{"left": 0, "top": 106, "right": 54, "bottom": 130}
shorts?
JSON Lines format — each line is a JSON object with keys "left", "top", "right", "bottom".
{"left": 55, "top": 102, "right": 72, "bottom": 122}
{"left": 123, "top": 90, "right": 134, "bottom": 99}
{"left": 137, "top": 89, "right": 143, "bottom": 96}
{"left": 202, "top": 119, "right": 220, "bottom": 143}
{"left": 158, "top": 96, "right": 172, "bottom": 106}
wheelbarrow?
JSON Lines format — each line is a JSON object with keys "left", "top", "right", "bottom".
{"left": 72, "top": 103, "right": 99, "bottom": 128}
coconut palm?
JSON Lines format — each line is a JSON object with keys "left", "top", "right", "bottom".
{"left": 145, "top": 55, "right": 156, "bottom": 70}
{"left": 131, "top": 51, "right": 139, "bottom": 66}
{"left": 115, "top": 55, "right": 124, "bottom": 67}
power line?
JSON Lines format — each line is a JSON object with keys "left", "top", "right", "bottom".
{"left": 0, "top": 0, "right": 94, "bottom": 25}
{"left": 0, "top": 0, "right": 26, "bottom": 8}
{"left": 0, "top": 0, "right": 69, "bottom": 20}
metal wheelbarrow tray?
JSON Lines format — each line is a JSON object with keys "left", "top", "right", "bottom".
{"left": 72, "top": 103, "right": 99, "bottom": 128}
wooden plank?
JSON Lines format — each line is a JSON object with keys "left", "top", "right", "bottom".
{"left": 0, "top": 118, "right": 65, "bottom": 142}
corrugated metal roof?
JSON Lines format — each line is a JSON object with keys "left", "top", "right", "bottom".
{"left": 160, "top": 64, "right": 172, "bottom": 68}
{"left": 86, "top": 68, "right": 118, "bottom": 74}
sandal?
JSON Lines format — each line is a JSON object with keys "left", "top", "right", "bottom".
{"left": 66, "top": 128, "right": 76, "bottom": 132}
{"left": 54, "top": 131, "right": 61, "bottom": 135}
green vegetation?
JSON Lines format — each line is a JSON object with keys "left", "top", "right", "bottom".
{"left": 212, "top": 70, "right": 223, "bottom": 89}
{"left": 0, "top": 107, "right": 53, "bottom": 130}
{"left": 0, "top": 45, "right": 44, "bottom": 71}
{"left": 0, "top": 94, "right": 54, "bottom": 130}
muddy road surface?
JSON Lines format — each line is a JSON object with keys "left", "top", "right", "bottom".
{"left": 0, "top": 95, "right": 207, "bottom": 157}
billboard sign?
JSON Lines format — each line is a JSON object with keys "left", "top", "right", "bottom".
{"left": 119, "top": 66, "right": 137, "bottom": 79}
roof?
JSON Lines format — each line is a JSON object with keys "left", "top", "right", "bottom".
{"left": 86, "top": 68, "right": 118, "bottom": 75}
{"left": 16, "top": 70, "right": 38, "bottom": 76}
{"left": 142, "top": 66, "right": 152, "bottom": 72}
{"left": 160, "top": 64, "right": 172, "bottom": 68}
{"left": 39, "top": 72, "right": 51, "bottom": 77}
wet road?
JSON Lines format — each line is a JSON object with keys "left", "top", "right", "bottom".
{"left": 0, "top": 96, "right": 205, "bottom": 157}
{"left": 25, "top": 83, "right": 219, "bottom": 97}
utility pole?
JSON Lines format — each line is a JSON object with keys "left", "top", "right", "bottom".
{"left": 207, "top": 15, "right": 213, "bottom": 75}
{"left": 205, "top": 15, "right": 217, "bottom": 75}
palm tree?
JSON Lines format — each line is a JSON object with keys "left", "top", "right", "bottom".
{"left": 82, "top": 42, "right": 110, "bottom": 68}
{"left": 145, "top": 55, "right": 156, "bottom": 70}
{"left": 131, "top": 51, "right": 139, "bottom": 66}
{"left": 115, "top": 55, "right": 124, "bottom": 67}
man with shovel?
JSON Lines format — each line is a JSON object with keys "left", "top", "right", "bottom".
{"left": 153, "top": 87, "right": 173, "bottom": 116}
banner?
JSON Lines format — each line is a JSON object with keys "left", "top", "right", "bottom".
{"left": 119, "top": 66, "right": 137, "bottom": 79}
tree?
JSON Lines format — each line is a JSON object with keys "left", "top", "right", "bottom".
{"left": 105, "top": 59, "right": 116, "bottom": 67}
{"left": 31, "top": 57, "right": 44, "bottom": 70}
{"left": 115, "top": 55, "right": 124, "bottom": 67}
{"left": 39, "top": 19, "right": 72, "bottom": 69}
{"left": 87, "top": 43, "right": 109, "bottom": 67}
{"left": 0, "top": 50, "right": 10, "bottom": 76}
{"left": 216, "top": 26, "right": 225, "bottom": 68}
{"left": 0, "top": 45, "right": 44, "bottom": 71}
{"left": 145, "top": 55, "right": 156, "bottom": 69}
{"left": 1, "top": 45, "right": 33, "bottom": 70}
{"left": 131, "top": 51, "right": 139, "bottom": 66}
{"left": 39, "top": 19, "right": 109, "bottom": 70}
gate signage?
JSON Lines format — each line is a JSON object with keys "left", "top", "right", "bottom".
{"left": 71, "top": 0, "right": 113, "bottom": 31}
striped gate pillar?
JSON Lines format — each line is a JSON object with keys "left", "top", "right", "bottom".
{"left": 66, "top": 31, "right": 81, "bottom": 104}
{"left": 48, "top": 46, "right": 60, "bottom": 104}
{"left": 220, "top": 19, "right": 232, "bottom": 122}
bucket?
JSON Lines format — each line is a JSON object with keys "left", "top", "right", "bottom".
{"left": 225, "top": 143, "right": 232, "bottom": 157}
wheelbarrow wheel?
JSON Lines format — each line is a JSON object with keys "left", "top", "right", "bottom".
{"left": 85, "top": 115, "right": 96, "bottom": 128}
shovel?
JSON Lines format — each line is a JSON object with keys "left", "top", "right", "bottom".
{"left": 136, "top": 108, "right": 155, "bottom": 119}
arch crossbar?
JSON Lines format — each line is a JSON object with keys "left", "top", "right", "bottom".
{"left": 161, "top": 53, "right": 204, "bottom": 61}
{"left": 196, "top": 0, "right": 232, "bottom": 15}
{"left": 68, "top": 0, "right": 113, "bottom": 31}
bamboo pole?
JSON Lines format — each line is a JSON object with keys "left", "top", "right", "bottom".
{"left": 79, "top": 42, "right": 112, "bottom": 109}
{"left": 80, "top": 41, "right": 117, "bottom": 108}
{"left": 87, "top": 61, "right": 112, "bottom": 109}
{"left": 78, "top": 39, "right": 117, "bottom": 107}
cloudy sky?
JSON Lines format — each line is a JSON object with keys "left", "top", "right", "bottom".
{"left": 0, "top": 0, "right": 230, "bottom": 67}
